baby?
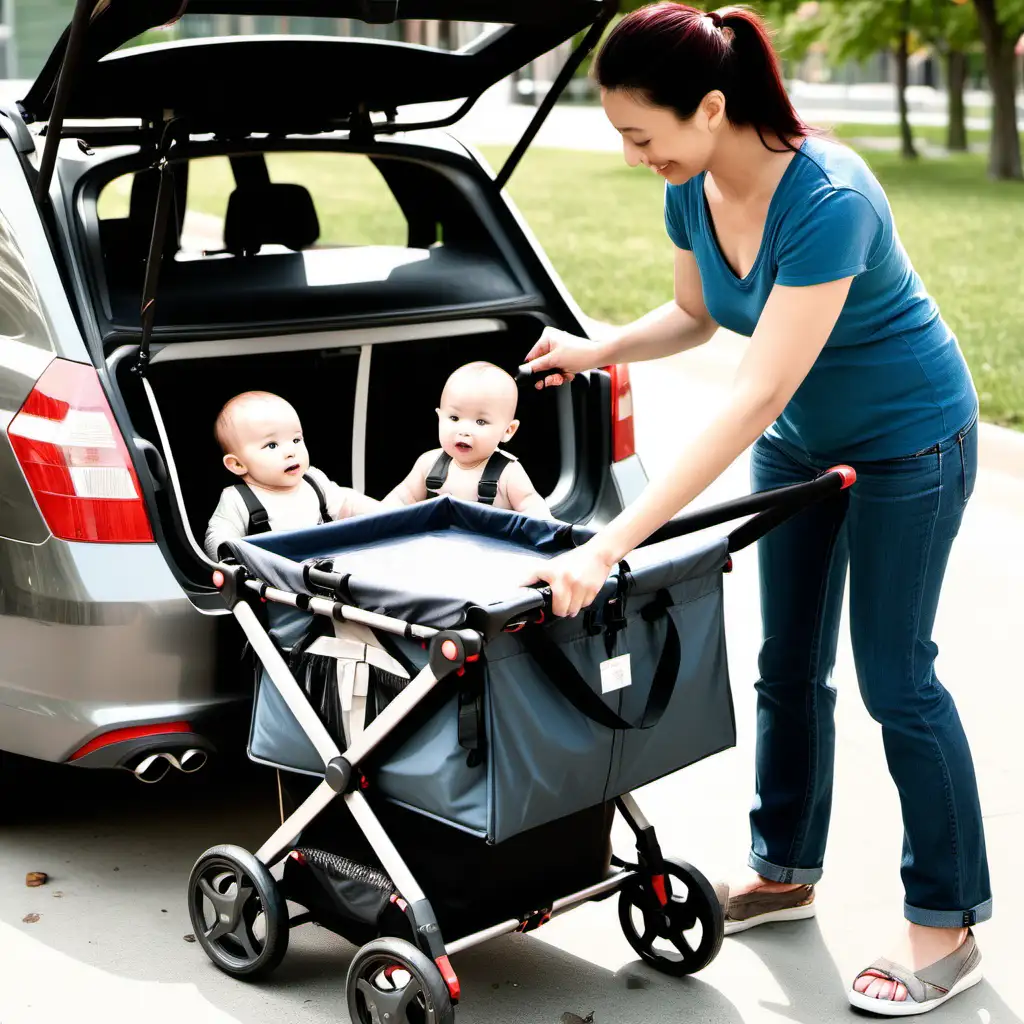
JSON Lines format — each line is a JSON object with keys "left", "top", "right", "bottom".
{"left": 383, "top": 361, "right": 552, "bottom": 518}
{"left": 204, "top": 390, "right": 379, "bottom": 560}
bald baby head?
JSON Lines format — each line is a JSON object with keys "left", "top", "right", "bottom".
{"left": 437, "top": 362, "right": 521, "bottom": 467}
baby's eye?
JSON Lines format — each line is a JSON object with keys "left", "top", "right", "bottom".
{"left": 293, "top": 437, "right": 303, "bottom": 445}
{"left": 265, "top": 441, "right": 278, "bottom": 450}
{"left": 635, "top": 140, "right": 650, "bottom": 148}
{"left": 448, "top": 415, "right": 459, "bottom": 422}
{"left": 476, "top": 419, "right": 488, "bottom": 427}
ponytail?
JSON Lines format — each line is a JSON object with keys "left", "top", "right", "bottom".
{"left": 594, "top": 3, "right": 813, "bottom": 153}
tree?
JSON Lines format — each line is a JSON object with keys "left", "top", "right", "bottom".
{"left": 919, "top": 0, "right": 980, "bottom": 151}
{"left": 970, "top": 0, "right": 1024, "bottom": 178}
{"left": 775, "top": 0, "right": 936, "bottom": 159}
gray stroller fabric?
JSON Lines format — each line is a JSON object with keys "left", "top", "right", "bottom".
{"left": 232, "top": 498, "right": 736, "bottom": 843}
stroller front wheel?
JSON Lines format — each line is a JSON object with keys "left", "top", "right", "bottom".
{"left": 346, "top": 937, "right": 455, "bottom": 1024}
{"left": 187, "top": 844, "right": 289, "bottom": 980}
{"left": 618, "top": 857, "right": 725, "bottom": 976}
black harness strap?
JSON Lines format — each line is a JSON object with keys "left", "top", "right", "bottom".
{"left": 424, "top": 449, "right": 514, "bottom": 505}
{"left": 304, "top": 473, "right": 330, "bottom": 524}
{"left": 234, "top": 473, "right": 331, "bottom": 536}
{"left": 476, "top": 449, "right": 512, "bottom": 506}
{"left": 233, "top": 481, "right": 270, "bottom": 535}
{"left": 425, "top": 452, "right": 452, "bottom": 499}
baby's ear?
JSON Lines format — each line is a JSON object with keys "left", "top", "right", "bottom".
{"left": 503, "top": 419, "right": 520, "bottom": 442}
{"left": 223, "top": 453, "right": 246, "bottom": 477}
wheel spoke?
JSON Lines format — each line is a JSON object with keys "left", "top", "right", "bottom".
{"left": 231, "top": 913, "right": 261, "bottom": 961}
{"left": 396, "top": 977, "right": 424, "bottom": 1016}
{"left": 639, "top": 921, "right": 660, "bottom": 951}
{"left": 356, "top": 978, "right": 378, "bottom": 1003}
{"left": 198, "top": 877, "right": 220, "bottom": 904}
{"left": 670, "top": 930, "right": 695, "bottom": 960}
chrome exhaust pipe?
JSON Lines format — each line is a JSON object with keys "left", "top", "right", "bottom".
{"left": 176, "top": 748, "right": 207, "bottom": 774}
{"left": 129, "top": 752, "right": 173, "bottom": 784}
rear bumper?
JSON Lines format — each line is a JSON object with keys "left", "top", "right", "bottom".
{"left": 0, "top": 536, "right": 248, "bottom": 764}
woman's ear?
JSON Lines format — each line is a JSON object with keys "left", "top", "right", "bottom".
{"left": 503, "top": 419, "right": 520, "bottom": 443}
{"left": 223, "top": 452, "right": 246, "bottom": 477}
{"left": 701, "top": 90, "right": 727, "bottom": 131}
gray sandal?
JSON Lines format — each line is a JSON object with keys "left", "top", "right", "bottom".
{"left": 720, "top": 883, "right": 816, "bottom": 935}
{"left": 847, "top": 929, "right": 983, "bottom": 1017}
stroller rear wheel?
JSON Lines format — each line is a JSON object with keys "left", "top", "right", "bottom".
{"left": 187, "top": 844, "right": 289, "bottom": 979}
{"left": 618, "top": 857, "right": 724, "bottom": 976}
{"left": 346, "top": 937, "right": 455, "bottom": 1024}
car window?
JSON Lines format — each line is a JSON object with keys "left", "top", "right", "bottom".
{"left": 96, "top": 152, "right": 409, "bottom": 257}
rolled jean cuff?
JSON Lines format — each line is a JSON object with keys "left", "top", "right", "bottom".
{"left": 748, "top": 851, "right": 823, "bottom": 886}
{"left": 904, "top": 897, "right": 992, "bottom": 928}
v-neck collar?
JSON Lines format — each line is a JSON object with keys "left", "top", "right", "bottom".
{"left": 699, "top": 138, "right": 808, "bottom": 287}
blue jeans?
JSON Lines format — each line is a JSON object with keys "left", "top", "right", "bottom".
{"left": 748, "top": 417, "right": 991, "bottom": 927}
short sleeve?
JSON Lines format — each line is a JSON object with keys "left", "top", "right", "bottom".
{"left": 663, "top": 183, "right": 691, "bottom": 251}
{"left": 775, "top": 188, "right": 880, "bottom": 287}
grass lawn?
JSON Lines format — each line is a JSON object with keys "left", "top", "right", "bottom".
{"left": 823, "top": 120, "right": 991, "bottom": 149}
{"left": 102, "top": 142, "right": 1023, "bottom": 430}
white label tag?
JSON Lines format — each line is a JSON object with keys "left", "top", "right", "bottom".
{"left": 600, "top": 653, "right": 632, "bottom": 694}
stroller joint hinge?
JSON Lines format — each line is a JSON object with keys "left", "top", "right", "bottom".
{"left": 516, "top": 906, "right": 553, "bottom": 933}
{"left": 428, "top": 629, "right": 484, "bottom": 678}
{"left": 325, "top": 755, "right": 352, "bottom": 794}
{"left": 212, "top": 563, "right": 249, "bottom": 609}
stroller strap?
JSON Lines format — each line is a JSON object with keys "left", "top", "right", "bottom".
{"left": 234, "top": 473, "right": 331, "bottom": 535}
{"left": 519, "top": 590, "right": 681, "bottom": 732}
{"left": 305, "top": 635, "right": 410, "bottom": 678}
{"left": 425, "top": 448, "right": 516, "bottom": 506}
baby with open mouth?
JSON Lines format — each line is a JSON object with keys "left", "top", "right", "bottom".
{"left": 383, "top": 361, "right": 552, "bottom": 518}
{"left": 204, "top": 390, "right": 379, "bottom": 559}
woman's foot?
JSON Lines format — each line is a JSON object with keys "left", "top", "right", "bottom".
{"left": 852, "top": 924, "right": 969, "bottom": 1004}
{"left": 721, "top": 870, "right": 816, "bottom": 934}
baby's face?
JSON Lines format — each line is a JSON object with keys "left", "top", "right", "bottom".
{"left": 437, "top": 374, "right": 518, "bottom": 467}
{"left": 224, "top": 399, "right": 310, "bottom": 491}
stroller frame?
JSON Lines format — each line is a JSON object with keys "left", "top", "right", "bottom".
{"left": 193, "top": 463, "right": 856, "bottom": 1021}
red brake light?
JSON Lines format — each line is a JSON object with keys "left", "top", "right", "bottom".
{"left": 8, "top": 359, "right": 154, "bottom": 543}
{"left": 603, "top": 363, "right": 635, "bottom": 462}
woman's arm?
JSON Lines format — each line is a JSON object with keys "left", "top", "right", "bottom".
{"left": 524, "top": 248, "right": 718, "bottom": 387}
{"left": 526, "top": 277, "right": 855, "bottom": 617}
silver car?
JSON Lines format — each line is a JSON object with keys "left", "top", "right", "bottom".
{"left": 0, "top": 0, "right": 643, "bottom": 785}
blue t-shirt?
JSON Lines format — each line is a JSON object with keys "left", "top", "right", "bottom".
{"left": 664, "top": 136, "right": 977, "bottom": 460}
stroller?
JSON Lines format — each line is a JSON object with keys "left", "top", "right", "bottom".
{"left": 189, "top": 466, "right": 855, "bottom": 1023}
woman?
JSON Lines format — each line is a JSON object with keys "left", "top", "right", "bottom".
{"left": 523, "top": 3, "right": 989, "bottom": 1015}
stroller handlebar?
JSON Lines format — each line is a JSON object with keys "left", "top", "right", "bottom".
{"left": 641, "top": 464, "right": 856, "bottom": 552}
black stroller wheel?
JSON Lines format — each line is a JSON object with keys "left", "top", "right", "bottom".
{"left": 618, "top": 858, "right": 724, "bottom": 976}
{"left": 346, "top": 937, "right": 455, "bottom": 1024}
{"left": 187, "top": 844, "right": 288, "bottom": 980}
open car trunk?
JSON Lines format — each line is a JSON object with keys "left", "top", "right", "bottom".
{"left": 110, "top": 313, "right": 614, "bottom": 588}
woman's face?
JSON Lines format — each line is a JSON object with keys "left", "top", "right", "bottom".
{"left": 601, "top": 87, "right": 721, "bottom": 186}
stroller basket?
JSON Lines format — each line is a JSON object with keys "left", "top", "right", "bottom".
{"left": 234, "top": 496, "right": 736, "bottom": 844}
{"left": 193, "top": 468, "right": 856, "bottom": 1018}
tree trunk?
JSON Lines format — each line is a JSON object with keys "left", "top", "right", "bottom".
{"left": 895, "top": 22, "right": 918, "bottom": 160}
{"left": 972, "top": 0, "right": 1023, "bottom": 180}
{"left": 946, "top": 48, "right": 968, "bottom": 151}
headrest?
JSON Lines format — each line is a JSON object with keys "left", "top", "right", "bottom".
{"left": 222, "top": 183, "right": 320, "bottom": 256}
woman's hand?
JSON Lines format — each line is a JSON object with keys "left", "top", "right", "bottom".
{"left": 522, "top": 327, "right": 613, "bottom": 390}
{"left": 522, "top": 543, "right": 618, "bottom": 618}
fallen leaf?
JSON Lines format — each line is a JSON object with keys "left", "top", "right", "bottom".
{"left": 22, "top": 913, "right": 40, "bottom": 924}
{"left": 560, "top": 1014, "right": 595, "bottom": 1024}
{"left": 183, "top": 933, "right": 196, "bottom": 943}
{"left": 26, "top": 872, "right": 48, "bottom": 888}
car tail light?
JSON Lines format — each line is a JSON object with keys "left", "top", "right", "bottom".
{"left": 604, "top": 363, "right": 635, "bottom": 463}
{"left": 8, "top": 358, "right": 154, "bottom": 543}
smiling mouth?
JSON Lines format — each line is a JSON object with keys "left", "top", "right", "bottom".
{"left": 284, "top": 463, "right": 301, "bottom": 474}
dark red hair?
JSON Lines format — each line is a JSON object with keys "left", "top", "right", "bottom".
{"left": 594, "top": 3, "right": 812, "bottom": 153}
